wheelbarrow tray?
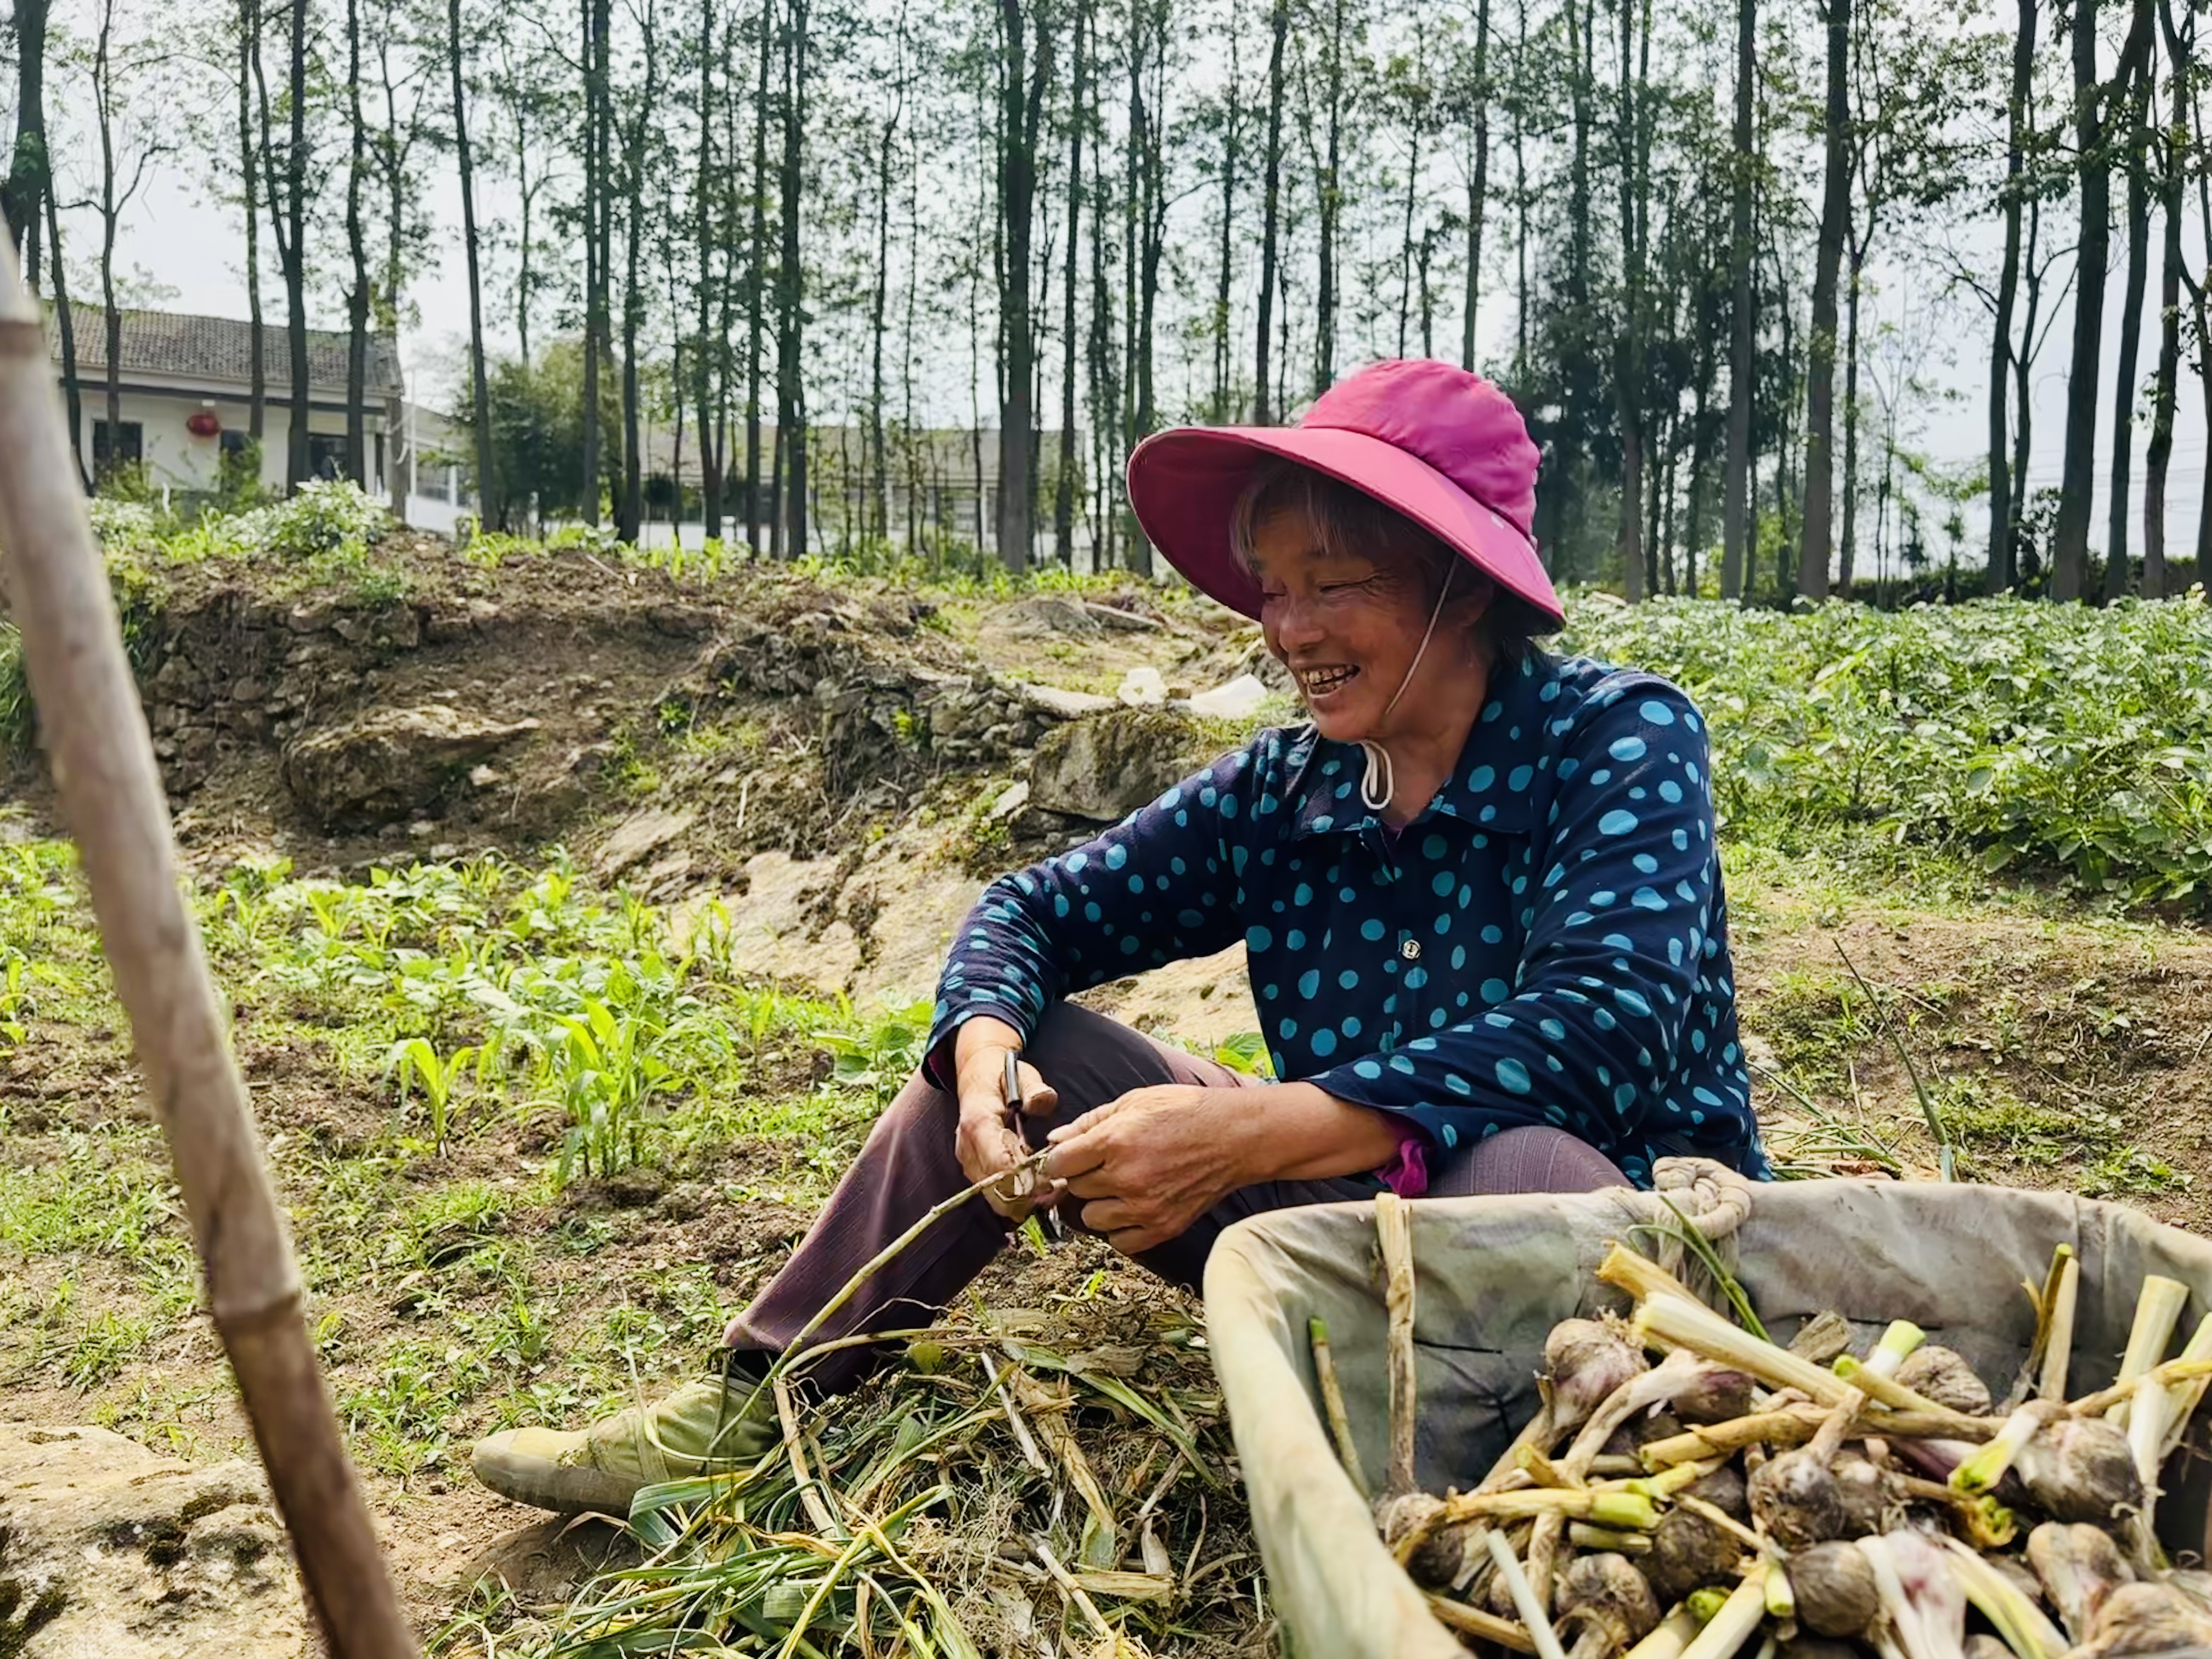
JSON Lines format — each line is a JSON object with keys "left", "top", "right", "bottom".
{"left": 1203, "top": 1179, "right": 2212, "bottom": 1659}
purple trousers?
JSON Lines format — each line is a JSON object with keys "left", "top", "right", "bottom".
{"left": 725, "top": 1001, "right": 1626, "bottom": 1392}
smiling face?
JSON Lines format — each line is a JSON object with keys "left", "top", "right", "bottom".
{"left": 1246, "top": 504, "right": 1491, "bottom": 746}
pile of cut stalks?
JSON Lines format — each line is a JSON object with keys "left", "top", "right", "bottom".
{"left": 484, "top": 1297, "right": 1263, "bottom": 1659}
{"left": 459, "top": 1150, "right": 1271, "bottom": 1659}
{"left": 1355, "top": 1207, "right": 2212, "bottom": 1659}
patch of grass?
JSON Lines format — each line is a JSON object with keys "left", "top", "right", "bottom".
{"left": 1940, "top": 1079, "right": 2124, "bottom": 1169}
{"left": 2085, "top": 1146, "right": 2194, "bottom": 1198}
{"left": 600, "top": 727, "right": 663, "bottom": 795}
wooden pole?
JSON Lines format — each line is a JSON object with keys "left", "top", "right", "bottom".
{"left": 0, "top": 229, "right": 417, "bottom": 1656}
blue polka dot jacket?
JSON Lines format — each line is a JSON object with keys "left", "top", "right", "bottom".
{"left": 926, "top": 652, "right": 1769, "bottom": 1188}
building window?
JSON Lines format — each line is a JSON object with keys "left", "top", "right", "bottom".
{"left": 92, "top": 420, "right": 143, "bottom": 469}
{"left": 219, "top": 430, "right": 249, "bottom": 458}
{"left": 307, "top": 433, "right": 347, "bottom": 480}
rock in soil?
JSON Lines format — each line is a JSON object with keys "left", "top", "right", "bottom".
{"left": 450, "top": 1517, "right": 641, "bottom": 1610}
{"left": 0, "top": 1423, "right": 306, "bottom": 1658}
{"left": 1028, "top": 707, "right": 1208, "bottom": 822}
{"left": 282, "top": 704, "right": 540, "bottom": 826}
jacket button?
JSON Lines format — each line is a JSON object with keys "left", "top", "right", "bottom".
{"left": 1401, "top": 938, "right": 1421, "bottom": 961}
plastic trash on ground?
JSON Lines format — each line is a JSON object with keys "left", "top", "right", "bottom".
{"left": 1118, "top": 665, "right": 1169, "bottom": 706}
{"left": 1188, "top": 672, "right": 1270, "bottom": 720}
{"left": 1203, "top": 1178, "right": 2212, "bottom": 1659}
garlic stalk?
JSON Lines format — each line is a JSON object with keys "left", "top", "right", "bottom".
{"left": 1675, "top": 1575, "right": 1767, "bottom": 1659}
{"left": 1950, "top": 1400, "right": 2057, "bottom": 1497}
{"left": 1634, "top": 1293, "right": 1855, "bottom": 1408}
{"left": 1933, "top": 1536, "right": 2064, "bottom": 1659}
{"left": 1489, "top": 1528, "right": 1571, "bottom": 1659}
{"left": 1831, "top": 1355, "right": 1984, "bottom": 1429}
{"left": 1441, "top": 1487, "right": 1663, "bottom": 1528}
{"left": 1858, "top": 1532, "right": 1967, "bottom": 1659}
{"left": 1864, "top": 1321, "right": 1928, "bottom": 1381}
{"left": 1623, "top": 1607, "right": 1704, "bottom": 1659}
{"left": 2107, "top": 1276, "right": 2191, "bottom": 1432}
{"left": 2037, "top": 1252, "right": 2079, "bottom": 1402}
{"left": 2154, "top": 1314, "right": 2212, "bottom": 1465}
{"left": 2122, "top": 1312, "right": 2212, "bottom": 1570}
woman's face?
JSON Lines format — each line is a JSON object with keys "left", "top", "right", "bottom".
{"left": 1248, "top": 507, "right": 1485, "bottom": 745}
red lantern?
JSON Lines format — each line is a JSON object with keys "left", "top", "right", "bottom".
{"left": 185, "top": 409, "right": 221, "bottom": 438}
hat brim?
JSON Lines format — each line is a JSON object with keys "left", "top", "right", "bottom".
{"left": 1123, "top": 425, "right": 1565, "bottom": 629}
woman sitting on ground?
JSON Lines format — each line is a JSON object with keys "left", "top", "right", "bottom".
{"left": 472, "top": 358, "right": 1768, "bottom": 1516}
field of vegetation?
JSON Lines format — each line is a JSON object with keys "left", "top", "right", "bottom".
{"left": 5, "top": 505, "right": 2212, "bottom": 1652}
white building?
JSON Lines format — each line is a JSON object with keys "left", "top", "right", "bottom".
{"left": 47, "top": 305, "right": 409, "bottom": 502}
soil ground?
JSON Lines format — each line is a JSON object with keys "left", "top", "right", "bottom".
{"left": 3, "top": 546, "right": 2211, "bottom": 1651}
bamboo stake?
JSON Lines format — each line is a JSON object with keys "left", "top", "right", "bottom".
{"left": 0, "top": 229, "right": 414, "bottom": 1654}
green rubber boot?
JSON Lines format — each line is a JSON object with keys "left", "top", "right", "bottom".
{"left": 471, "top": 1372, "right": 778, "bottom": 1516}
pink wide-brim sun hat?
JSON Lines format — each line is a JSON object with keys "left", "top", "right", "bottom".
{"left": 1124, "top": 358, "right": 1564, "bottom": 630}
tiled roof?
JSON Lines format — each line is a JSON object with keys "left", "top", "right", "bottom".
{"left": 44, "top": 306, "right": 404, "bottom": 398}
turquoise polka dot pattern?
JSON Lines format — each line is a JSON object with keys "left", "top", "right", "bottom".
{"left": 920, "top": 654, "right": 1767, "bottom": 1188}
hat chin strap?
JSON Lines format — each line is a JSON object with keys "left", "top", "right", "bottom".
{"left": 1358, "top": 566, "right": 1455, "bottom": 815}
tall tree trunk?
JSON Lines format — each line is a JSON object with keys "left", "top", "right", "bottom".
{"left": 94, "top": 0, "right": 125, "bottom": 484}
{"left": 504, "top": 43, "right": 539, "bottom": 366}
{"left": 2013, "top": 194, "right": 2044, "bottom": 584}
{"left": 1254, "top": 0, "right": 1287, "bottom": 422}
{"left": 2145, "top": 158, "right": 2181, "bottom": 601}
{"left": 1613, "top": 0, "right": 1644, "bottom": 602}
{"left": 1564, "top": 0, "right": 1594, "bottom": 472}
{"left": 2056, "top": 0, "right": 2153, "bottom": 597}
{"left": 1797, "top": 0, "right": 1849, "bottom": 601}
{"left": 1121, "top": 0, "right": 1160, "bottom": 577}
{"left": 696, "top": 0, "right": 724, "bottom": 539}
{"left": 1719, "top": 0, "right": 1754, "bottom": 599}
{"left": 5, "top": 0, "right": 50, "bottom": 282}
{"left": 868, "top": 12, "right": 902, "bottom": 543}
{"left": 344, "top": 0, "right": 369, "bottom": 487}
{"left": 283, "top": 0, "right": 310, "bottom": 489}
{"left": 1839, "top": 229, "right": 1863, "bottom": 592}
{"left": 745, "top": 0, "right": 771, "bottom": 550}
{"left": 1396, "top": 19, "right": 1425, "bottom": 359}
{"left": 240, "top": 0, "right": 266, "bottom": 441}
{"left": 2146, "top": 0, "right": 2192, "bottom": 600}
{"left": 43, "top": 168, "right": 84, "bottom": 489}
{"left": 2104, "top": 44, "right": 2153, "bottom": 601}
{"left": 1461, "top": 0, "right": 1491, "bottom": 370}
{"left": 1986, "top": 0, "right": 2033, "bottom": 591}
{"left": 1087, "top": 0, "right": 1118, "bottom": 569}
{"left": 1314, "top": 0, "right": 1345, "bottom": 396}
{"left": 618, "top": 0, "right": 658, "bottom": 545}
{"left": 776, "top": 0, "right": 808, "bottom": 559}
{"left": 1056, "top": 0, "right": 1086, "bottom": 562}
{"left": 1211, "top": 0, "right": 1240, "bottom": 417}
{"left": 1512, "top": 0, "right": 1531, "bottom": 378}
{"left": 1685, "top": 290, "right": 1716, "bottom": 594}
{"left": 580, "top": 0, "right": 606, "bottom": 524}
{"left": 450, "top": 0, "right": 496, "bottom": 528}
{"left": 1769, "top": 233, "right": 1798, "bottom": 591}
{"left": 995, "top": 0, "right": 1050, "bottom": 574}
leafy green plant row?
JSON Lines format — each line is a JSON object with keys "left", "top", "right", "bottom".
{"left": 202, "top": 851, "right": 920, "bottom": 1184}
{"left": 1562, "top": 592, "right": 2212, "bottom": 906}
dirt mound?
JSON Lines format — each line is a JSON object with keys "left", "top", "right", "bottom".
{"left": 5, "top": 550, "right": 1254, "bottom": 913}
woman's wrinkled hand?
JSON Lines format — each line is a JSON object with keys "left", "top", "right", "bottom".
{"left": 1042, "top": 1084, "right": 1254, "bottom": 1256}
{"left": 953, "top": 1041, "right": 1060, "bottom": 1221}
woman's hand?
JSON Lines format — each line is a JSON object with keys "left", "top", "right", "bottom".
{"left": 952, "top": 1017, "right": 1060, "bottom": 1221}
{"left": 1042, "top": 1085, "right": 1256, "bottom": 1256}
